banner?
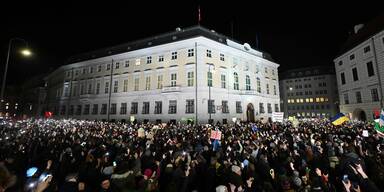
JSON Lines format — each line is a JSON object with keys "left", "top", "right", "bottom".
{"left": 130, "top": 116, "right": 135, "bottom": 123}
{"left": 374, "top": 109, "right": 384, "bottom": 133}
{"left": 330, "top": 113, "right": 349, "bottom": 126}
{"left": 272, "top": 112, "right": 284, "bottom": 122}
{"left": 210, "top": 130, "right": 222, "bottom": 140}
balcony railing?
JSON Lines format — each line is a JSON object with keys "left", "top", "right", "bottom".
{"left": 162, "top": 86, "right": 181, "bottom": 93}
{"left": 240, "top": 89, "right": 257, "bottom": 95}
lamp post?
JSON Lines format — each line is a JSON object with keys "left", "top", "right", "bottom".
{"left": 1, "top": 38, "right": 32, "bottom": 114}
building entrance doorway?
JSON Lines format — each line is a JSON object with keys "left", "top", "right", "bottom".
{"left": 353, "top": 108, "right": 367, "bottom": 121}
{"left": 246, "top": 103, "right": 255, "bottom": 122}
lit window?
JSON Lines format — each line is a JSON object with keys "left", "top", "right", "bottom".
{"left": 145, "top": 76, "right": 151, "bottom": 90}
{"left": 171, "top": 73, "right": 177, "bottom": 87}
{"left": 187, "top": 72, "right": 194, "bottom": 87}
{"left": 134, "top": 77, "right": 139, "bottom": 91}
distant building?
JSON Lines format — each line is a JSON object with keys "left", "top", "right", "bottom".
{"left": 279, "top": 66, "right": 339, "bottom": 118}
{"left": 44, "top": 26, "right": 280, "bottom": 124}
{"left": 334, "top": 13, "right": 384, "bottom": 121}
{"left": 0, "top": 74, "right": 47, "bottom": 119}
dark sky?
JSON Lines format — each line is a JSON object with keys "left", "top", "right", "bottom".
{"left": 1, "top": 1, "right": 383, "bottom": 86}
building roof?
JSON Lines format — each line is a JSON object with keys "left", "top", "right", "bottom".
{"left": 337, "top": 13, "right": 384, "bottom": 57}
{"left": 66, "top": 25, "right": 273, "bottom": 64}
{"left": 279, "top": 65, "right": 335, "bottom": 80}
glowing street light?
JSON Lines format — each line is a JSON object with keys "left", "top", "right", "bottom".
{"left": 21, "top": 49, "right": 32, "bottom": 56}
{"left": 1, "top": 38, "right": 33, "bottom": 111}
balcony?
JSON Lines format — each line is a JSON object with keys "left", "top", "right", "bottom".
{"left": 80, "top": 94, "right": 92, "bottom": 99}
{"left": 240, "top": 89, "right": 257, "bottom": 95}
{"left": 162, "top": 86, "right": 181, "bottom": 93}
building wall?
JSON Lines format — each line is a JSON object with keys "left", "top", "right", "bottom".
{"left": 334, "top": 30, "right": 384, "bottom": 121}
{"left": 280, "top": 73, "right": 338, "bottom": 118}
{"left": 45, "top": 37, "right": 280, "bottom": 123}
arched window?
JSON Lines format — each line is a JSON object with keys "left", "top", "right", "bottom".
{"left": 234, "top": 72, "right": 239, "bottom": 90}
{"left": 245, "top": 75, "right": 251, "bottom": 90}
{"left": 257, "top": 77, "right": 261, "bottom": 93}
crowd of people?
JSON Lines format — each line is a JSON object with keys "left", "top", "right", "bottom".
{"left": 0, "top": 118, "right": 383, "bottom": 192}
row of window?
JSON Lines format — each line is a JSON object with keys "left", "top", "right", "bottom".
{"left": 58, "top": 101, "right": 279, "bottom": 116}
{"left": 343, "top": 88, "right": 379, "bottom": 104}
{"left": 55, "top": 99, "right": 279, "bottom": 115}
{"left": 338, "top": 45, "right": 372, "bottom": 66}
{"left": 287, "top": 90, "right": 329, "bottom": 97}
{"left": 287, "top": 104, "right": 331, "bottom": 110}
{"left": 340, "top": 61, "right": 375, "bottom": 85}
{"left": 67, "top": 49, "right": 230, "bottom": 77}
{"left": 290, "top": 112, "right": 331, "bottom": 118}
{"left": 287, "top": 97, "right": 329, "bottom": 104}
{"left": 58, "top": 73, "right": 277, "bottom": 97}
{"left": 339, "top": 36, "right": 384, "bottom": 66}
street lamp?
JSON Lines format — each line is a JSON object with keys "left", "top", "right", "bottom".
{"left": 1, "top": 38, "right": 32, "bottom": 108}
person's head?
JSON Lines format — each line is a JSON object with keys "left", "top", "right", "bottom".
{"left": 78, "top": 182, "right": 85, "bottom": 191}
{"left": 143, "top": 169, "right": 152, "bottom": 180}
{"left": 216, "top": 185, "right": 228, "bottom": 192}
{"left": 100, "top": 178, "right": 110, "bottom": 189}
{"left": 231, "top": 165, "right": 241, "bottom": 176}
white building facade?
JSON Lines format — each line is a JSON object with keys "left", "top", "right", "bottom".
{"left": 45, "top": 26, "right": 280, "bottom": 124}
{"left": 334, "top": 20, "right": 384, "bottom": 121}
{"left": 279, "top": 66, "right": 339, "bottom": 119}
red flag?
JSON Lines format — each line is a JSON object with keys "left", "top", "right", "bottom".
{"left": 45, "top": 111, "right": 53, "bottom": 118}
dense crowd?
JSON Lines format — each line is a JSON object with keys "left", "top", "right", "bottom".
{"left": 0, "top": 118, "right": 384, "bottom": 192}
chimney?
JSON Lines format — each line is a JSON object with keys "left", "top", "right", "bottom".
{"left": 354, "top": 24, "right": 364, "bottom": 34}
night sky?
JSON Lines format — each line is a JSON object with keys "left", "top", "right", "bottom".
{"left": 1, "top": 1, "right": 383, "bottom": 86}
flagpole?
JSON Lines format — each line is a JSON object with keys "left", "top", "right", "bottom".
{"left": 198, "top": 5, "right": 201, "bottom": 25}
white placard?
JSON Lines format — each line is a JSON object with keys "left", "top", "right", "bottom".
{"left": 362, "top": 130, "right": 369, "bottom": 137}
{"left": 272, "top": 112, "right": 284, "bottom": 122}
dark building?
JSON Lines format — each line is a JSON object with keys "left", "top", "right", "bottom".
{"left": 279, "top": 65, "right": 339, "bottom": 118}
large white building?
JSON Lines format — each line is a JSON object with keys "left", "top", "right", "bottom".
{"left": 45, "top": 26, "right": 280, "bottom": 124}
{"left": 279, "top": 66, "right": 339, "bottom": 118}
{"left": 334, "top": 14, "right": 384, "bottom": 121}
